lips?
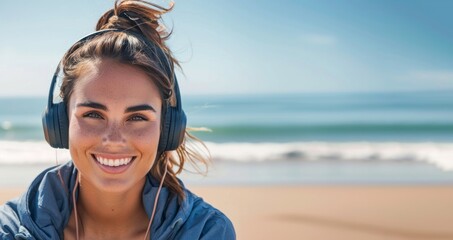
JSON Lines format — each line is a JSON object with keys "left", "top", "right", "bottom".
{"left": 92, "top": 154, "right": 136, "bottom": 167}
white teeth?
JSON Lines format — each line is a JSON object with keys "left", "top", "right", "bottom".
{"left": 95, "top": 156, "right": 133, "bottom": 167}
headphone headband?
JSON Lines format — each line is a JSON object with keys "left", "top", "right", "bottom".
{"left": 42, "top": 29, "right": 186, "bottom": 151}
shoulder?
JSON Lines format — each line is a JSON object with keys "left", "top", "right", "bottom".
{"left": 0, "top": 198, "right": 21, "bottom": 239}
{"left": 0, "top": 162, "right": 76, "bottom": 239}
{"left": 174, "top": 189, "right": 236, "bottom": 240}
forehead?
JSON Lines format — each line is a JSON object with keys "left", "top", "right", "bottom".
{"left": 70, "top": 59, "right": 162, "bottom": 109}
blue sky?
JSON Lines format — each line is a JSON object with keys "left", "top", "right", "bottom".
{"left": 0, "top": 0, "right": 452, "bottom": 96}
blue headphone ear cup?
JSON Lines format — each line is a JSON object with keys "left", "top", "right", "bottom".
{"left": 168, "top": 108, "right": 186, "bottom": 151}
{"left": 42, "top": 105, "right": 56, "bottom": 148}
{"left": 157, "top": 104, "right": 186, "bottom": 152}
{"left": 56, "top": 102, "right": 69, "bottom": 149}
{"left": 42, "top": 102, "right": 69, "bottom": 149}
{"left": 158, "top": 104, "right": 171, "bottom": 152}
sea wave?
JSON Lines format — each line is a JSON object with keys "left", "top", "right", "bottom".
{"left": 0, "top": 141, "right": 71, "bottom": 165}
{"left": 1, "top": 140, "right": 453, "bottom": 171}
{"left": 205, "top": 142, "right": 453, "bottom": 171}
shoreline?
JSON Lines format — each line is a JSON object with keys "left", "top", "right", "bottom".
{"left": 2, "top": 160, "right": 453, "bottom": 188}
{"left": 3, "top": 185, "right": 453, "bottom": 240}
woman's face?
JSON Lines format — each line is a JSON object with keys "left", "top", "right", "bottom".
{"left": 67, "top": 59, "right": 162, "bottom": 192}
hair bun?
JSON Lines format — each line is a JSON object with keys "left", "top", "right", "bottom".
{"left": 95, "top": 0, "right": 179, "bottom": 83}
{"left": 96, "top": 1, "right": 171, "bottom": 38}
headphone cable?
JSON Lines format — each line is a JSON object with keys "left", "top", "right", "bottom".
{"left": 71, "top": 155, "right": 169, "bottom": 240}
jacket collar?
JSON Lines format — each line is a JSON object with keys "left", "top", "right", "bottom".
{"left": 16, "top": 161, "right": 193, "bottom": 239}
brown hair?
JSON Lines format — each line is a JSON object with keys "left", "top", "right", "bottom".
{"left": 60, "top": 0, "right": 209, "bottom": 201}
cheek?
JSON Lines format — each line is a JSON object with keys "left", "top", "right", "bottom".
{"left": 69, "top": 117, "right": 104, "bottom": 143}
{"left": 68, "top": 117, "right": 106, "bottom": 163}
{"left": 129, "top": 122, "right": 161, "bottom": 149}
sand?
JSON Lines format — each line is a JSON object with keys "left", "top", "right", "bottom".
{"left": 2, "top": 186, "right": 453, "bottom": 240}
{"left": 189, "top": 186, "right": 453, "bottom": 240}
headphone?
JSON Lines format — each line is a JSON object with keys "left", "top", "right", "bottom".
{"left": 42, "top": 29, "right": 187, "bottom": 152}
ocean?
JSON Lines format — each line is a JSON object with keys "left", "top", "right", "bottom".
{"left": 1, "top": 91, "right": 453, "bottom": 186}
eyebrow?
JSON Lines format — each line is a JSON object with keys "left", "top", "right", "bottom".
{"left": 77, "top": 102, "right": 107, "bottom": 111}
{"left": 76, "top": 101, "right": 156, "bottom": 113}
{"left": 125, "top": 104, "right": 156, "bottom": 113}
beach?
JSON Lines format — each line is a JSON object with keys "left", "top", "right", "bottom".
{"left": 2, "top": 94, "right": 453, "bottom": 239}
{"left": 2, "top": 185, "right": 453, "bottom": 240}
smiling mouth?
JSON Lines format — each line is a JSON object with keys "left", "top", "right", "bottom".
{"left": 92, "top": 154, "right": 136, "bottom": 167}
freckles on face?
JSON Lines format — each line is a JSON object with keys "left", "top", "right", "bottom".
{"left": 66, "top": 59, "right": 163, "bottom": 191}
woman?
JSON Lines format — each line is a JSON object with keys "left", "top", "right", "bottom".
{"left": 0, "top": 0, "right": 235, "bottom": 239}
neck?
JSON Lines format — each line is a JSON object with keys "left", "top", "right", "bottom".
{"left": 75, "top": 176, "right": 149, "bottom": 238}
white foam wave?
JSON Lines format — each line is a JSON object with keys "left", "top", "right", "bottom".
{"left": 205, "top": 142, "right": 453, "bottom": 171}
{"left": 1, "top": 140, "right": 453, "bottom": 171}
{"left": 0, "top": 141, "right": 71, "bottom": 165}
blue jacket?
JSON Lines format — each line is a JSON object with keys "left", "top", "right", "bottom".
{"left": 0, "top": 162, "right": 235, "bottom": 239}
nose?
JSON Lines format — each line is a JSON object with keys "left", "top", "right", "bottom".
{"left": 102, "top": 122, "right": 126, "bottom": 146}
